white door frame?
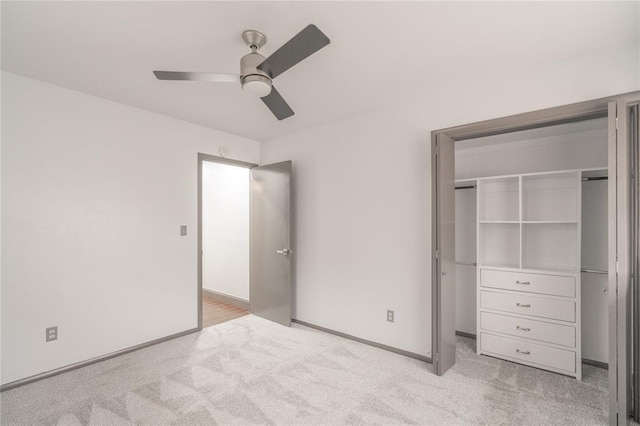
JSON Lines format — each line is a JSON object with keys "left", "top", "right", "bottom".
{"left": 430, "top": 91, "right": 639, "bottom": 425}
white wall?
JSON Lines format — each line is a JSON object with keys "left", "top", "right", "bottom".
{"left": 455, "top": 118, "right": 608, "bottom": 180}
{"left": 260, "top": 43, "right": 638, "bottom": 358}
{"left": 262, "top": 115, "right": 433, "bottom": 356}
{"left": 1, "top": 72, "right": 260, "bottom": 385}
{"left": 202, "top": 162, "right": 250, "bottom": 300}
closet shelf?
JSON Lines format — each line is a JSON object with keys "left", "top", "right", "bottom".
{"left": 478, "top": 262, "right": 520, "bottom": 269}
{"left": 479, "top": 220, "right": 579, "bottom": 224}
{"left": 522, "top": 220, "right": 578, "bottom": 224}
{"left": 479, "top": 221, "right": 519, "bottom": 224}
{"left": 521, "top": 265, "right": 579, "bottom": 274}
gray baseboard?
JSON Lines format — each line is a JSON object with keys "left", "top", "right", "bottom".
{"left": 202, "top": 289, "right": 249, "bottom": 310}
{"left": 582, "top": 358, "right": 609, "bottom": 370}
{"left": 292, "top": 319, "right": 432, "bottom": 364}
{"left": 455, "top": 330, "right": 609, "bottom": 370}
{"left": 0, "top": 327, "right": 200, "bottom": 392}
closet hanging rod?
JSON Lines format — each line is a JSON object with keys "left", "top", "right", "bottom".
{"left": 581, "top": 268, "right": 608, "bottom": 275}
{"left": 581, "top": 176, "right": 608, "bottom": 181}
{"left": 455, "top": 185, "right": 477, "bottom": 190}
{"left": 455, "top": 261, "right": 477, "bottom": 267}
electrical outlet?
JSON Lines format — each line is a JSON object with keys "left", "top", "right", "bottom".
{"left": 180, "top": 225, "right": 187, "bottom": 236}
{"left": 387, "top": 310, "right": 394, "bottom": 323}
{"left": 46, "top": 326, "right": 58, "bottom": 342}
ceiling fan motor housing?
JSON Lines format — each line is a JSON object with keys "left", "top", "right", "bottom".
{"left": 240, "top": 52, "right": 272, "bottom": 91}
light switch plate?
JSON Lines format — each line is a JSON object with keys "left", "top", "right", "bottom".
{"left": 180, "top": 225, "right": 187, "bottom": 236}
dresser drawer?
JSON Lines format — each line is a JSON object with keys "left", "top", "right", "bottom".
{"left": 480, "top": 291, "right": 575, "bottom": 322}
{"left": 480, "top": 311, "right": 575, "bottom": 347}
{"left": 481, "top": 333, "right": 576, "bottom": 373}
{"left": 480, "top": 269, "right": 575, "bottom": 298}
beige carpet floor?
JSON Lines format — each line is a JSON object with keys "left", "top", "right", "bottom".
{"left": 1, "top": 315, "right": 608, "bottom": 425}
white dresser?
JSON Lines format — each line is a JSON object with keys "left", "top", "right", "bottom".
{"left": 476, "top": 171, "right": 582, "bottom": 379}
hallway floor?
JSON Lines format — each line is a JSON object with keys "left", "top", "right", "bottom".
{"left": 202, "top": 294, "right": 248, "bottom": 328}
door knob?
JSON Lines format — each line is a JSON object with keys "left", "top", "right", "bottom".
{"left": 276, "top": 248, "right": 292, "bottom": 255}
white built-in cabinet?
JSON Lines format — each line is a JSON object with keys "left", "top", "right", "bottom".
{"left": 454, "top": 117, "right": 610, "bottom": 379}
{"left": 454, "top": 168, "right": 609, "bottom": 378}
{"left": 476, "top": 170, "right": 583, "bottom": 379}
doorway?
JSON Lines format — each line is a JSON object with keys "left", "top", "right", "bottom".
{"left": 431, "top": 92, "right": 639, "bottom": 425}
{"left": 197, "top": 154, "right": 293, "bottom": 330}
{"left": 199, "top": 155, "right": 255, "bottom": 328}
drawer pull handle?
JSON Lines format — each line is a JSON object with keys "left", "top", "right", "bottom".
{"left": 516, "top": 349, "right": 531, "bottom": 355}
{"left": 516, "top": 326, "right": 531, "bottom": 332}
{"left": 516, "top": 303, "right": 531, "bottom": 308}
{"left": 516, "top": 280, "right": 530, "bottom": 285}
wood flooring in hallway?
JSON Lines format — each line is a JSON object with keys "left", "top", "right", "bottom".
{"left": 202, "top": 294, "right": 249, "bottom": 328}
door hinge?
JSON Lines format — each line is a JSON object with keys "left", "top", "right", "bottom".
{"left": 434, "top": 142, "right": 439, "bottom": 156}
{"left": 435, "top": 353, "right": 439, "bottom": 362}
{"left": 435, "top": 250, "right": 440, "bottom": 260}
{"left": 615, "top": 117, "right": 619, "bottom": 130}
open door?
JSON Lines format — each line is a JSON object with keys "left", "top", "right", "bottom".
{"left": 250, "top": 161, "right": 292, "bottom": 326}
{"left": 432, "top": 133, "right": 456, "bottom": 375}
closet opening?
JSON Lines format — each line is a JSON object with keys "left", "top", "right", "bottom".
{"left": 431, "top": 92, "right": 639, "bottom": 425}
{"left": 453, "top": 118, "right": 609, "bottom": 382}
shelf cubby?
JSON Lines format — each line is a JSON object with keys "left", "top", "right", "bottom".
{"left": 522, "top": 172, "right": 579, "bottom": 222}
{"left": 478, "top": 223, "right": 520, "bottom": 269}
{"left": 478, "top": 177, "right": 519, "bottom": 222}
{"left": 522, "top": 222, "right": 579, "bottom": 272}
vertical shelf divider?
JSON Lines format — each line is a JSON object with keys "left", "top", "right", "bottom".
{"left": 519, "top": 175, "right": 523, "bottom": 269}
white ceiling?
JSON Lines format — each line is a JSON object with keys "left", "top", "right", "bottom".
{"left": 2, "top": 1, "right": 638, "bottom": 141}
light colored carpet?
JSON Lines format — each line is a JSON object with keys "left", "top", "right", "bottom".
{"left": 1, "top": 315, "right": 608, "bottom": 425}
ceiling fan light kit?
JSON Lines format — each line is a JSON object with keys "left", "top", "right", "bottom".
{"left": 153, "top": 24, "right": 330, "bottom": 120}
{"left": 239, "top": 40, "right": 272, "bottom": 97}
{"left": 242, "top": 75, "right": 272, "bottom": 97}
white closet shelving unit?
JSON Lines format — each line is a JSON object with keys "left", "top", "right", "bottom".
{"left": 476, "top": 170, "right": 582, "bottom": 379}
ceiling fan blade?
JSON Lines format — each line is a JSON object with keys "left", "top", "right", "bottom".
{"left": 260, "top": 86, "right": 294, "bottom": 120}
{"left": 257, "top": 24, "right": 330, "bottom": 79}
{"left": 153, "top": 71, "right": 240, "bottom": 83}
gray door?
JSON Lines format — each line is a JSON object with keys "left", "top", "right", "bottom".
{"left": 609, "top": 97, "right": 640, "bottom": 425}
{"left": 250, "top": 161, "right": 292, "bottom": 326}
{"left": 432, "top": 133, "right": 456, "bottom": 375}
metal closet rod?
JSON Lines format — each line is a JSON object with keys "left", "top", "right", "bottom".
{"left": 581, "top": 268, "right": 608, "bottom": 275}
{"left": 456, "top": 177, "right": 607, "bottom": 188}
{"left": 454, "top": 263, "right": 608, "bottom": 274}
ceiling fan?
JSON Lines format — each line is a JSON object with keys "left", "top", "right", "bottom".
{"left": 153, "top": 24, "right": 330, "bottom": 121}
